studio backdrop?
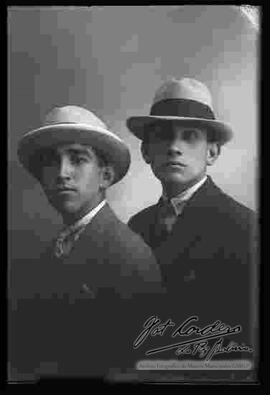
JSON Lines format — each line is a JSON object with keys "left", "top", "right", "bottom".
{"left": 8, "top": 6, "right": 259, "bottom": 261}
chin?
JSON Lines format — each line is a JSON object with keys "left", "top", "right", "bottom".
{"left": 158, "top": 172, "right": 188, "bottom": 185}
{"left": 51, "top": 200, "right": 78, "bottom": 216}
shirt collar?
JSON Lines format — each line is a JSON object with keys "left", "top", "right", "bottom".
{"left": 162, "top": 176, "right": 207, "bottom": 216}
{"left": 58, "top": 200, "right": 106, "bottom": 239}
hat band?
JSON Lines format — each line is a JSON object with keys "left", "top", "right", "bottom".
{"left": 150, "top": 99, "right": 215, "bottom": 120}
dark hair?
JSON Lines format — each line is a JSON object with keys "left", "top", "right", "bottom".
{"left": 28, "top": 149, "right": 48, "bottom": 181}
{"left": 206, "top": 128, "right": 221, "bottom": 155}
{"left": 91, "top": 147, "right": 109, "bottom": 168}
{"left": 29, "top": 144, "right": 110, "bottom": 182}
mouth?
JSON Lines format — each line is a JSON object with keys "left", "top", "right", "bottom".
{"left": 55, "top": 187, "right": 77, "bottom": 194}
{"left": 164, "top": 161, "right": 186, "bottom": 168}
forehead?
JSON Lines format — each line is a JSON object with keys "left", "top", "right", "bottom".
{"left": 149, "top": 121, "right": 207, "bottom": 134}
{"left": 44, "top": 143, "right": 96, "bottom": 156}
{"left": 146, "top": 121, "right": 208, "bottom": 143}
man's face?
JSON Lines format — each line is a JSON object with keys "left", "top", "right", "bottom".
{"left": 39, "top": 143, "right": 110, "bottom": 222}
{"left": 143, "top": 122, "right": 218, "bottom": 189}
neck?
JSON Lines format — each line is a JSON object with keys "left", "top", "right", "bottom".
{"left": 162, "top": 174, "right": 207, "bottom": 199}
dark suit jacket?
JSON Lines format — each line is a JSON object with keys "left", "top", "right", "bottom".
{"left": 9, "top": 204, "right": 165, "bottom": 380}
{"left": 128, "top": 177, "right": 258, "bottom": 356}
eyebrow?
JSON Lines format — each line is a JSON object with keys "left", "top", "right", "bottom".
{"left": 59, "top": 148, "right": 93, "bottom": 157}
{"left": 181, "top": 129, "right": 201, "bottom": 133}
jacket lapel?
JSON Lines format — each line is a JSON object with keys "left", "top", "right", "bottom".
{"left": 46, "top": 204, "right": 119, "bottom": 298}
{"left": 63, "top": 203, "right": 114, "bottom": 264}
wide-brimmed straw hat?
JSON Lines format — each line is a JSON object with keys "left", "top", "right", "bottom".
{"left": 17, "top": 105, "right": 131, "bottom": 185}
{"left": 126, "top": 78, "right": 233, "bottom": 145}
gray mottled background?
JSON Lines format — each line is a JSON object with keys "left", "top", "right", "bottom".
{"left": 8, "top": 6, "right": 259, "bottom": 260}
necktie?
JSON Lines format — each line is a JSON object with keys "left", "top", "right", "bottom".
{"left": 157, "top": 200, "right": 178, "bottom": 234}
{"left": 54, "top": 226, "right": 85, "bottom": 258}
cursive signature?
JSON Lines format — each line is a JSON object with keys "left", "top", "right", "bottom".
{"left": 133, "top": 315, "right": 252, "bottom": 361}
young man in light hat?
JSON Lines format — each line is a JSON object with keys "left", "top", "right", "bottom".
{"left": 10, "top": 105, "right": 164, "bottom": 380}
{"left": 127, "top": 78, "right": 257, "bottom": 361}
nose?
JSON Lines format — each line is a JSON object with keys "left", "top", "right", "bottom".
{"left": 166, "top": 137, "right": 183, "bottom": 157}
{"left": 56, "top": 157, "right": 72, "bottom": 181}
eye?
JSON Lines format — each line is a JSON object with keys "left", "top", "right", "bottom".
{"left": 70, "top": 155, "right": 88, "bottom": 165}
{"left": 182, "top": 130, "right": 199, "bottom": 141}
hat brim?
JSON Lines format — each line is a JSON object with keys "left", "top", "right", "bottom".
{"left": 17, "top": 123, "right": 131, "bottom": 185}
{"left": 127, "top": 116, "right": 233, "bottom": 145}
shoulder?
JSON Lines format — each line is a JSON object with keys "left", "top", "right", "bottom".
{"left": 94, "top": 205, "right": 158, "bottom": 262}
{"left": 209, "top": 182, "right": 255, "bottom": 226}
{"left": 99, "top": 207, "right": 164, "bottom": 292}
{"left": 128, "top": 204, "right": 158, "bottom": 230}
{"left": 107, "top": 210, "right": 154, "bottom": 256}
{"left": 194, "top": 180, "right": 257, "bottom": 244}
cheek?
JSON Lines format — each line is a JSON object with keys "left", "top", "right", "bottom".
{"left": 148, "top": 145, "right": 165, "bottom": 165}
{"left": 187, "top": 144, "right": 208, "bottom": 161}
{"left": 77, "top": 167, "right": 102, "bottom": 190}
{"left": 40, "top": 168, "right": 56, "bottom": 187}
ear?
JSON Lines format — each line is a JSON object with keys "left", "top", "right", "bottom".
{"left": 141, "top": 141, "right": 151, "bottom": 164}
{"left": 100, "top": 165, "right": 115, "bottom": 189}
{"left": 206, "top": 142, "right": 220, "bottom": 166}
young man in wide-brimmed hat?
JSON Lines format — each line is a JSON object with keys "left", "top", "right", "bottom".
{"left": 10, "top": 105, "right": 164, "bottom": 380}
{"left": 127, "top": 78, "right": 257, "bottom": 362}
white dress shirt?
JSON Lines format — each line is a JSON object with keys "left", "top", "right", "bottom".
{"left": 162, "top": 176, "right": 207, "bottom": 216}
{"left": 54, "top": 200, "right": 106, "bottom": 258}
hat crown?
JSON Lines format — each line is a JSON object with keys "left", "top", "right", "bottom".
{"left": 44, "top": 105, "right": 107, "bottom": 130}
{"left": 126, "top": 77, "right": 233, "bottom": 145}
{"left": 153, "top": 78, "right": 213, "bottom": 110}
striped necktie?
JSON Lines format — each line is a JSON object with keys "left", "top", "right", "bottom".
{"left": 157, "top": 200, "right": 178, "bottom": 234}
{"left": 54, "top": 225, "right": 86, "bottom": 258}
